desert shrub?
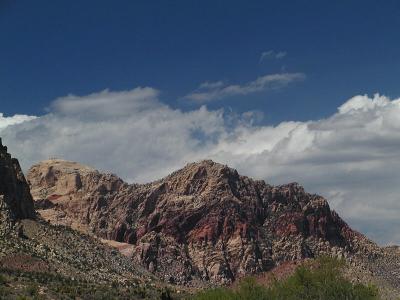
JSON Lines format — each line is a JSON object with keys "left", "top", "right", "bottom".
{"left": 160, "top": 287, "right": 174, "bottom": 300}
{"left": 191, "top": 287, "right": 236, "bottom": 300}
{"left": 26, "top": 283, "right": 39, "bottom": 297}
{"left": 0, "top": 282, "right": 10, "bottom": 298}
{"left": 0, "top": 274, "right": 6, "bottom": 284}
{"left": 190, "top": 256, "right": 379, "bottom": 300}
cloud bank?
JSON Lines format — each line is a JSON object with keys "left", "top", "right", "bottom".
{"left": 1, "top": 90, "right": 400, "bottom": 244}
{"left": 184, "top": 72, "right": 305, "bottom": 102}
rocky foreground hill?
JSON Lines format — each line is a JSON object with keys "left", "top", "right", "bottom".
{"left": 26, "top": 157, "right": 400, "bottom": 298}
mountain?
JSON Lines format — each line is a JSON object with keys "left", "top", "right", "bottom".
{"left": 27, "top": 159, "right": 383, "bottom": 287}
{"left": 2, "top": 139, "right": 400, "bottom": 298}
{"left": 0, "top": 139, "right": 173, "bottom": 299}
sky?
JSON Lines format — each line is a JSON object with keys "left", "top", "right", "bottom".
{"left": 1, "top": 1, "right": 400, "bottom": 244}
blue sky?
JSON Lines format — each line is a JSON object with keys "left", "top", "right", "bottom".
{"left": 2, "top": 1, "right": 400, "bottom": 244}
{"left": 2, "top": 0, "right": 400, "bottom": 123}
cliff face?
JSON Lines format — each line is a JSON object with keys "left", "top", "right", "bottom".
{"left": 27, "top": 159, "right": 376, "bottom": 285}
{"left": 27, "top": 159, "right": 133, "bottom": 233}
{"left": 0, "top": 138, "right": 35, "bottom": 235}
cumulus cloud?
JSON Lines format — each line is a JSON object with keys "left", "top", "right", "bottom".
{"left": 0, "top": 113, "right": 37, "bottom": 130}
{"left": 260, "top": 50, "right": 287, "bottom": 62}
{"left": 210, "top": 94, "right": 400, "bottom": 244}
{"left": 184, "top": 73, "right": 305, "bottom": 102}
{"left": 0, "top": 88, "right": 227, "bottom": 183}
{"left": 1, "top": 91, "right": 400, "bottom": 244}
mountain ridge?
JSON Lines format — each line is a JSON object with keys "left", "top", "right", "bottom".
{"left": 2, "top": 142, "right": 400, "bottom": 298}
{"left": 27, "top": 158, "right": 378, "bottom": 285}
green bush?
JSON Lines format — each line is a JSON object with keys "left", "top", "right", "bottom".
{"left": 190, "top": 257, "right": 379, "bottom": 300}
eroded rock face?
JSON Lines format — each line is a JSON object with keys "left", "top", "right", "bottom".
{"left": 0, "top": 138, "right": 35, "bottom": 235}
{"left": 28, "top": 159, "right": 131, "bottom": 234}
{"left": 27, "top": 159, "right": 376, "bottom": 285}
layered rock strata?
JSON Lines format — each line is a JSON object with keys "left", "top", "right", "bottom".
{"left": 28, "top": 159, "right": 377, "bottom": 284}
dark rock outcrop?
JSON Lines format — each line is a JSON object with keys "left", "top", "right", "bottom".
{"left": 0, "top": 138, "right": 35, "bottom": 235}
{"left": 27, "top": 159, "right": 376, "bottom": 285}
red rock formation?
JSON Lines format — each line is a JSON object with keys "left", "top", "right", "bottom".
{"left": 27, "top": 159, "right": 374, "bottom": 284}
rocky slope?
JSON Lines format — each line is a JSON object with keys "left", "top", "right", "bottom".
{"left": 27, "top": 159, "right": 382, "bottom": 287}
{"left": 0, "top": 140, "right": 175, "bottom": 299}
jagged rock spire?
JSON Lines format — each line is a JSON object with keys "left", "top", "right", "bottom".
{"left": 0, "top": 138, "right": 35, "bottom": 236}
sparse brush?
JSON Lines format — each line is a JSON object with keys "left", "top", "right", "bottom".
{"left": 190, "top": 257, "right": 379, "bottom": 300}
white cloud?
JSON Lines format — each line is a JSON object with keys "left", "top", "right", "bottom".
{"left": 260, "top": 50, "right": 287, "bottom": 62}
{"left": 0, "top": 113, "right": 37, "bottom": 130}
{"left": 184, "top": 73, "right": 305, "bottom": 102}
{"left": 50, "top": 87, "right": 160, "bottom": 119}
{"left": 0, "top": 88, "right": 227, "bottom": 183}
{"left": 209, "top": 93, "right": 400, "bottom": 244}
{"left": 2, "top": 91, "right": 400, "bottom": 245}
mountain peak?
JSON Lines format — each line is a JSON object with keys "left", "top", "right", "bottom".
{"left": 29, "top": 159, "right": 96, "bottom": 175}
{"left": 174, "top": 159, "right": 238, "bottom": 177}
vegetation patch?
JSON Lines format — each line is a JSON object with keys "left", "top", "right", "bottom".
{"left": 0, "top": 267, "right": 176, "bottom": 300}
{"left": 190, "top": 257, "right": 379, "bottom": 300}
